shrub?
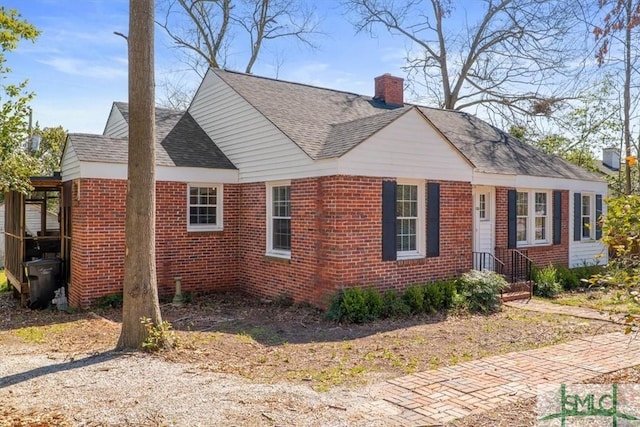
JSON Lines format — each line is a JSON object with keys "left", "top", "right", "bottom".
{"left": 457, "top": 270, "right": 508, "bottom": 314}
{"left": 140, "top": 317, "right": 178, "bottom": 352}
{"left": 326, "top": 287, "right": 382, "bottom": 323}
{"left": 402, "top": 285, "right": 424, "bottom": 314}
{"left": 93, "top": 293, "right": 123, "bottom": 309}
{"left": 555, "top": 265, "right": 579, "bottom": 290}
{"left": 381, "top": 289, "right": 411, "bottom": 318}
{"left": 573, "top": 263, "right": 604, "bottom": 286}
{"left": 363, "top": 288, "right": 383, "bottom": 320}
{"left": 423, "top": 283, "right": 445, "bottom": 313}
{"left": 436, "top": 279, "right": 457, "bottom": 309}
{"left": 533, "top": 265, "right": 562, "bottom": 298}
{"left": 0, "top": 269, "right": 8, "bottom": 293}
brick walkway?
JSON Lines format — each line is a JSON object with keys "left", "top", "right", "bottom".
{"left": 366, "top": 301, "right": 640, "bottom": 426}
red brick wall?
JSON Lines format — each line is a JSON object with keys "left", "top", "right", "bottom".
{"left": 68, "top": 175, "right": 473, "bottom": 309}
{"left": 494, "top": 187, "right": 569, "bottom": 268}
{"left": 238, "top": 176, "right": 473, "bottom": 307}
{"left": 69, "top": 179, "right": 239, "bottom": 308}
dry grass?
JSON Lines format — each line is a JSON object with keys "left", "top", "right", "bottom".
{"left": 0, "top": 290, "right": 631, "bottom": 426}
{"left": 548, "top": 287, "right": 640, "bottom": 315}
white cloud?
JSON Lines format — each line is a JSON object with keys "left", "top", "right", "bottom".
{"left": 37, "top": 57, "right": 127, "bottom": 80}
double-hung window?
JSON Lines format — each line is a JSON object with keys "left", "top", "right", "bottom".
{"left": 267, "top": 182, "right": 291, "bottom": 258}
{"left": 396, "top": 181, "right": 425, "bottom": 259}
{"left": 187, "top": 184, "right": 222, "bottom": 231}
{"left": 581, "top": 193, "right": 595, "bottom": 240}
{"left": 516, "top": 190, "right": 551, "bottom": 245}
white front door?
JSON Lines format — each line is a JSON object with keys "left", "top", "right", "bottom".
{"left": 473, "top": 187, "right": 495, "bottom": 270}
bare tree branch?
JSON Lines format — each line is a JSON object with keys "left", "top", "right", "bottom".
{"left": 345, "top": 0, "right": 589, "bottom": 121}
{"left": 157, "top": 0, "right": 321, "bottom": 77}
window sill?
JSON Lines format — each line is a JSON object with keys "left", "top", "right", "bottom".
{"left": 517, "top": 242, "right": 551, "bottom": 248}
{"left": 264, "top": 253, "right": 291, "bottom": 263}
{"left": 187, "top": 226, "right": 223, "bottom": 233}
{"left": 397, "top": 253, "right": 425, "bottom": 261}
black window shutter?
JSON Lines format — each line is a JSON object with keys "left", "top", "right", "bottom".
{"left": 382, "top": 180, "right": 397, "bottom": 261}
{"left": 595, "top": 194, "right": 603, "bottom": 240}
{"left": 427, "top": 182, "right": 440, "bottom": 257}
{"left": 573, "top": 192, "right": 581, "bottom": 241}
{"left": 507, "top": 189, "right": 517, "bottom": 249}
{"left": 553, "top": 190, "right": 562, "bottom": 245}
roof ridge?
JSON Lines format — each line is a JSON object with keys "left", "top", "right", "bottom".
{"left": 214, "top": 68, "right": 367, "bottom": 99}
{"left": 114, "top": 101, "right": 185, "bottom": 114}
{"left": 330, "top": 106, "right": 410, "bottom": 127}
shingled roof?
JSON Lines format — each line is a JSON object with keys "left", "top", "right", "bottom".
{"left": 213, "top": 69, "right": 601, "bottom": 182}
{"left": 68, "top": 106, "right": 236, "bottom": 170}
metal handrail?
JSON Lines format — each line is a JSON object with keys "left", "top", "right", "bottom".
{"left": 472, "top": 251, "right": 505, "bottom": 275}
{"left": 509, "top": 249, "right": 534, "bottom": 298}
{"left": 494, "top": 247, "right": 535, "bottom": 299}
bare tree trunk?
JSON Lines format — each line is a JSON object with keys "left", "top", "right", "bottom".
{"left": 117, "top": 0, "right": 162, "bottom": 350}
{"left": 624, "top": 0, "right": 632, "bottom": 194}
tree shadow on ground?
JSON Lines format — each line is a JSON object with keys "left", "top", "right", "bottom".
{"left": 0, "top": 351, "right": 123, "bottom": 389}
{"left": 161, "top": 292, "right": 452, "bottom": 346}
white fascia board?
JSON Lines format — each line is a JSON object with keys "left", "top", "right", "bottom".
{"left": 77, "top": 161, "right": 239, "bottom": 183}
{"left": 474, "top": 171, "right": 608, "bottom": 192}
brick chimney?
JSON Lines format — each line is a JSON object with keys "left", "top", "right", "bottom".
{"left": 374, "top": 73, "right": 404, "bottom": 106}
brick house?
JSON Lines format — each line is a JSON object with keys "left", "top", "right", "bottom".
{"left": 60, "top": 70, "right": 608, "bottom": 308}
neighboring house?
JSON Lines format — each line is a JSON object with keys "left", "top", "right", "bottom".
{"left": 596, "top": 147, "right": 624, "bottom": 195}
{"left": 60, "top": 69, "right": 608, "bottom": 308}
{"left": 1, "top": 203, "right": 59, "bottom": 268}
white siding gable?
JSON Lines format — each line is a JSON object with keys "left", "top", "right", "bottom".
{"left": 339, "top": 109, "right": 473, "bottom": 181}
{"left": 189, "top": 70, "right": 318, "bottom": 183}
{"left": 103, "top": 104, "right": 128, "bottom": 137}
{"left": 60, "top": 140, "right": 81, "bottom": 181}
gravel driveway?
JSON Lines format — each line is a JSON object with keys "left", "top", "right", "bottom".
{"left": 0, "top": 345, "right": 399, "bottom": 426}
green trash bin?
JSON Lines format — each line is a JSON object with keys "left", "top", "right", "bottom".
{"left": 25, "top": 258, "right": 62, "bottom": 309}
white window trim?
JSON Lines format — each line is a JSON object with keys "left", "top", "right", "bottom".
{"left": 187, "top": 183, "right": 223, "bottom": 232}
{"left": 397, "top": 180, "right": 426, "bottom": 260}
{"left": 266, "top": 180, "right": 291, "bottom": 259}
{"left": 581, "top": 193, "right": 596, "bottom": 241}
{"left": 517, "top": 189, "right": 552, "bottom": 247}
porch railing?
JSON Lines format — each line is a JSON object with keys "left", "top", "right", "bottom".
{"left": 472, "top": 251, "right": 505, "bottom": 275}
{"left": 495, "top": 248, "right": 534, "bottom": 299}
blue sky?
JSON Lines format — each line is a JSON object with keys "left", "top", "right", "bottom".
{"left": 3, "top": 0, "right": 411, "bottom": 134}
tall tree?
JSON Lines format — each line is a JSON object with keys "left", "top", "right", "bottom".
{"left": 594, "top": 0, "right": 640, "bottom": 194}
{"left": 346, "top": 0, "right": 583, "bottom": 121}
{"left": 157, "top": 0, "right": 319, "bottom": 76}
{"left": 511, "top": 77, "right": 622, "bottom": 167}
{"left": 33, "top": 125, "right": 66, "bottom": 175}
{"left": 0, "top": 7, "right": 40, "bottom": 194}
{"left": 117, "top": 0, "right": 163, "bottom": 350}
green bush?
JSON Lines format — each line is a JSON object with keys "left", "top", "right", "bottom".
{"left": 533, "top": 265, "right": 562, "bottom": 298}
{"left": 326, "top": 287, "right": 382, "bottom": 323}
{"left": 573, "top": 263, "right": 604, "bottom": 287}
{"left": 436, "top": 279, "right": 457, "bottom": 309}
{"left": 381, "top": 289, "right": 411, "bottom": 318}
{"left": 423, "top": 283, "right": 445, "bottom": 313}
{"left": 458, "top": 270, "right": 508, "bottom": 314}
{"left": 555, "top": 265, "right": 579, "bottom": 290}
{"left": 402, "top": 285, "right": 424, "bottom": 314}
{"left": 93, "top": 293, "right": 123, "bottom": 309}
{"left": 363, "top": 287, "right": 383, "bottom": 320}
{"left": 0, "top": 269, "right": 8, "bottom": 293}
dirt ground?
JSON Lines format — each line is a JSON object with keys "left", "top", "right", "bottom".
{"left": 0, "top": 290, "right": 625, "bottom": 426}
